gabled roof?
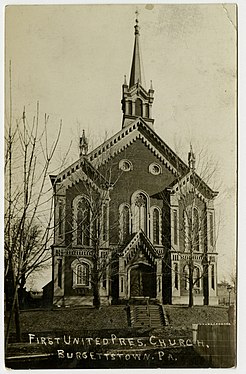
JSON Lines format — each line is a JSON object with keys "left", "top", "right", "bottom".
{"left": 120, "top": 230, "right": 160, "bottom": 261}
{"left": 50, "top": 117, "right": 217, "bottom": 199}
{"left": 87, "top": 118, "right": 217, "bottom": 199}
{"left": 88, "top": 118, "right": 188, "bottom": 176}
{"left": 152, "top": 171, "right": 218, "bottom": 201}
{"left": 49, "top": 155, "right": 110, "bottom": 190}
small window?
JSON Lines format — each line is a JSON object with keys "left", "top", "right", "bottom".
{"left": 153, "top": 208, "right": 160, "bottom": 245}
{"left": 102, "top": 204, "right": 107, "bottom": 242}
{"left": 211, "top": 264, "right": 215, "bottom": 290}
{"left": 119, "top": 159, "right": 133, "bottom": 172}
{"left": 210, "top": 212, "right": 214, "bottom": 247}
{"left": 183, "top": 266, "right": 189, "bottom": 290}
{"left": 194, "top": 267, "right": 200, "bottom": 288}
{"left": 173, "top": 210, "right": 178, "bottom": 245}
{"left": 174, "top": 263, "right": 179, "bottom": 290}
{"left": 145, "top": 104, "right": 149, "bottom": 118}
{"left": 149, "top": 163, "right": 162, "bottom": 175}
{"left": 76, "top": 263, "right": 89, "bottom": 286}
{"left": 135, "top": 98, "right": 142, "bottom": 117}
{"left": 129, "top": 101, "right": 132, "bottom": 115}
{"left": 58, "top": 259, "right": 62, "bottom": 288}
{"left": 58, "top": 200, "right": 64, "bottom": 238}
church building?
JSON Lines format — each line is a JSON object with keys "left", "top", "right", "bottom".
{"left": 50, "top": 16, "right": 219, "bottom": 307}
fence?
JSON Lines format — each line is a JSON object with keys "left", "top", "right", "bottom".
{"left": 192, "top": 321, "right": 236, "bottom": 368}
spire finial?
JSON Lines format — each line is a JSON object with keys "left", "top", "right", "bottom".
{"left": 188, "top": 143, "right": 196, "bottom": 171}
{"left": 124, "top": 74, "right": 127, "bottom": 85}
{"left": 80, "top": 129, "right": 88, "bottom": 157}
{"left": 134, "top": 8, "right": 140, "bottom": 35}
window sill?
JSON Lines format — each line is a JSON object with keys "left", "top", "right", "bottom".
{"left": 72, "top": 285, "right": 91, "bottom": 289}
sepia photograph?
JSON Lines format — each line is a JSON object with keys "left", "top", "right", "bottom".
{"left": 4, "top": 3, "right": 237, "bottom": 369}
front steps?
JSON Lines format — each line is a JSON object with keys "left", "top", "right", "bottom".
{"left": 130, "top": 304, "right": 166, "bottom": 328}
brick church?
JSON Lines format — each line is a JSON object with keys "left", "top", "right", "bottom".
{"left": 50, "top": 16, "right": 219, "bottom": 307}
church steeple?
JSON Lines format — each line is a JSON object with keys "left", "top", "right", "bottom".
{"left": 121, "top": 12, "right": 154, "bottom": 129}
{"left": 129, "top": 11, "right": 144, "bottom": 88}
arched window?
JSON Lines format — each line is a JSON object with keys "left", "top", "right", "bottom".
{"left": 129, "top": 101, "right": 132, "bottom": 115}
{"left": 76, "top": 197, "right": 90, "bottom": 246}
{"left": 152, "top": 208, "right": 160, "bottom": 245}
{"left": 71, "top": 259, "right": 91, "bottom": 288}
{"left": 134, "top": 193, "right": 147, "bottom": 234}
{"left": 194, "top": 266, "right": 201, "bottom": 288}
{"left": 58, "top": 200, "right": 64, "bottom": 238}
{"left": 76, "top": 263, "right": 89, "bottom": 286}
{"left": 174, "top": 263, "right": 179, "bottom": 290}
{"left": 183, "top": 211, "right": 189, "bottom": 251}
{"left": 119, "top": 204, "right": 130, "bottom": 243}
{"left": 211, "top": 264, "right": 215, "bottom": 290}
{"left": 135, "top": 98, "right": 143, "bottom": 117}
{"left": 193, "top": 208, "right": 200, "bottom": 251}
{"left": 209, "top": 212, "right": 214, "bottom": 247}
{"left": 173, "top": 210, "right": 178, "bottom": 245}
{"left": 145, "top": 104, "right": 149, "bottom": 118}
{"left": 102, "top": 204, "right": 108, "bottom": 242}
{"left": 183, "top": 265, "right": 189, "bottom": 290}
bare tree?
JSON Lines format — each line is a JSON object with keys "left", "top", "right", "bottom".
{"left": 4, "top": 63, "right": 68, "bottom": 346}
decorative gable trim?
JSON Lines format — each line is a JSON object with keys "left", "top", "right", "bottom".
{"left": 166, "top": 173, "right": 218, "bottom": 203}
{"left": 120, "top": 230, "right": 159, "bottom": 263}
{"left": 88, "top": 121, "right": 179, "bottom": 176}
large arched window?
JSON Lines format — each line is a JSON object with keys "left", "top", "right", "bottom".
{"left": 193, "top": 208, "right": 200, "bottom": 251}
{"left": 71, "top": 259, "right": 91, "bottom": 288}
{"left": 119, "top": 204, "right": 130, "bottom": 243}
{"left": 152, "top": 207, "right": 161, "bottom": 245}
{"left": 183, "top": 211, "right": 189, "bottom": 252}
{"left": 135, "top": 98, "right": 143, "bottom": 117}
{"left": 133, "top": 192, "right": 147, "bottom": 234}
{"left": 183, "top": 207, "right": 200, "bottom": 252}
{"left": 75, "top": 196, "right": 90, "bottom": 246}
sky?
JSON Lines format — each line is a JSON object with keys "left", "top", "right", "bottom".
{"left": 5, "top": 3, "right": 237, "bottom": 289}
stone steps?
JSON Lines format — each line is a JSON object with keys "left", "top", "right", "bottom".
{"left": 130, "top": 304, "right": 165, "bottom": 328}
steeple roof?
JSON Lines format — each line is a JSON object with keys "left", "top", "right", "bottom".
{"left": 129, "top": 13, "right": 145, "bottom": 88}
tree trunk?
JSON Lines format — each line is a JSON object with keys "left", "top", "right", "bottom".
{"left": 93, "top": 282, "right": 101, "bottom": 309}
{"left": 14, "top": 296, "right": 21, "bottom": 342}
{"left": 93, "top": 253, "right": 101, "bottom": 309}
{"left": 188, "top": 266, "right": 194, "bottom": 307}
{"left": 93, "top": 270, "right": 101, "bottom": 309}
{"left": 18, "top": 274, "right": 26, "bottom": 309}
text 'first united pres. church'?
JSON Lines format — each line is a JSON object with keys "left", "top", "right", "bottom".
{"left": 49, "top": 14, "right": 219, "bottom": 308}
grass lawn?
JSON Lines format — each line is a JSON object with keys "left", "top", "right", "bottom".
{"left": 165, "top": 305, "right": 229, "bottom": 326}
{"left": 6, "top": 304, "right": 229, "bottom": 340}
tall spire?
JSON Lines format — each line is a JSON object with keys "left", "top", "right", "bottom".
{"left": 129, "top": 10, "right": 144, "bottom": 88}
{"left": 121, "top": 11, "right": 154, "bottom": 129}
